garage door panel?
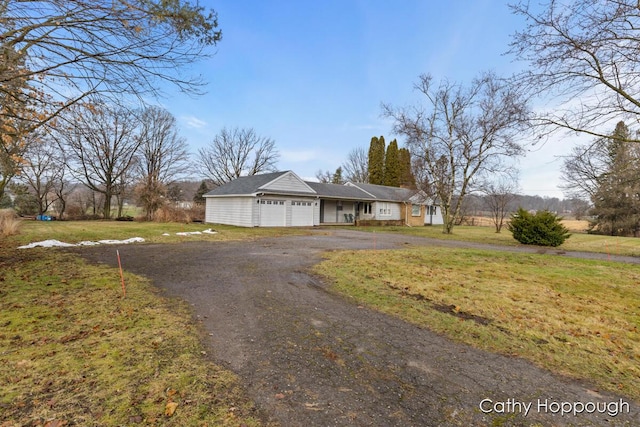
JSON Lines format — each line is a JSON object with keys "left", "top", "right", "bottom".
{"left": 259, "top": 200, "right": 285, "bottom": 226}
{"left": 291, "top": 201, "right": 314, "bottom": 226}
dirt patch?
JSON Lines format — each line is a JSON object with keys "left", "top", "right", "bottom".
{"left": 386, "top": 281, "right": 493, "bottom": 326}
{"left": 76, "top": 229, "right": 639, "bottom": 426}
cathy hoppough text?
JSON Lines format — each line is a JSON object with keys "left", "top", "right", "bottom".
{"left": 479, "top": 398, "right": 630, "bottom": 417}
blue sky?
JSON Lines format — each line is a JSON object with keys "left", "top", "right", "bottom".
{"left": 162, "top": 0, "right": 577, "bottom": 198}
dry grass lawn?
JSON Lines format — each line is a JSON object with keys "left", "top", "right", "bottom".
{"left": 0, "top": 221, "right": 285, "bottom": 426}
{"left": 314, "top": 247, "right": 640, "bottom": 401}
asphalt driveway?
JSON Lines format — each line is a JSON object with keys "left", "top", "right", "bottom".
{"left": 77, "top": 229, "right": 639, "bottom": 426}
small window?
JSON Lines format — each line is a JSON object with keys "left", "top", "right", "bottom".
{"left": 363, "top": 203, "right": 372, "bottom": 214}
{"left": 412, "top": 204, "right": 421, "bottom": 216}
{"left": 378, "top": 202, "right": 391, "bottom": 216}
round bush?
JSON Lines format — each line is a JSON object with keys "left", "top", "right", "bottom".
{"left": 508, "top": 208, "right": 571, "bottom": 247}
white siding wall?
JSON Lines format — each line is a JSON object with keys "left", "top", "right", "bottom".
{"left": 313, "top": 200, "right": 320, "bottom": 225}
{"left": 261, "top": 172, "right": 315, "bottom": 194}
{"left": 205, "top": 197, "right": 255, "bottom": 227}
{"left": 373, "top": 202, "right": 402, "bottom": 220}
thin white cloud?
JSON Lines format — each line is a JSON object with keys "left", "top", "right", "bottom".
{"left": 182, "top": 115, "right": 208, "bottom": 129}
{"left": 280, "top": 149, "right": 318, "bottom": 163}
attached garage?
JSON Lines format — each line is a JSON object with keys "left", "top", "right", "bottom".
{"left": 204, "top": 172, "right": 320, "bottom": 227}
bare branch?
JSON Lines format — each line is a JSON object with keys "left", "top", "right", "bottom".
{"left": 197, "top": 127, "right": 280, "bottom": 186}
{"left": 342, "top": 146, "right": 369, "bottom": 183}
{"left": 510, "top": 0, "right": 640, "bottom": 141}
{"left": 1, "top": 0, "right": 221, "bottom": 129}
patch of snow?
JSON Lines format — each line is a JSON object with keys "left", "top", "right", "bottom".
{"left": 174, "top": 229, "right": 217, "bottom": 236}
{"left": 18, "top": 240, "right": 76, "bottom": 249}
{"left": 162, "top": 233, "right": 170, "bottom": 236}
{"left": 176, "top": 231, "right": 202, "bottom": 236}
{"left": 18, "top": 237, "right": 145, "bottom": 249}
{"left": 98, "top": 237, "right": 145, "bottom": 245}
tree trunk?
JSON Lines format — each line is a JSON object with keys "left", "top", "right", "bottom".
{"left": 103, "top": 191, "right": 112, "bottom": 219}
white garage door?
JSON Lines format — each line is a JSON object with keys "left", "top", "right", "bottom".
{"left": 259, "top": 200, "right": 286, "bottom": 226}
{"left": 291, "top": 201, "right": 314, "bottom": 226}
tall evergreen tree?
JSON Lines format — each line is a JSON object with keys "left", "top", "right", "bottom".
{"left": 367, "top": 136, "right": 386, "bottom": 185}
{"left": 331, "top": 167, "right": 344, "bottom": 184}
{"left": 590, "top": 122, "right": 640, "bottom": 236}
{"left": 398, "top": 147, "right": 416, "bottom": 188}
{"left": 193, "top": 181, "right": 210, "bottom": 205}
{"left": 384, "top": 139, "right": 400, "bottom": 187}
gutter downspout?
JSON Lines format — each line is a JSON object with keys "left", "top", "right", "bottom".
{"left": 404, "top": 202, "right": 412, "bottom": 227}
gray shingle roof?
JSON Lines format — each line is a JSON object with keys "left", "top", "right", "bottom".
{"left": 347, "top": 182, "right": 424, "bottom": 202}
{"left": 204, "top": 171, "right": 430, "bottom": 204}
{"left": 204, "top": 171, "right": 288, "bottom": 196}
{"left": 304, "top": 181, "right": 375, "bottom": 200}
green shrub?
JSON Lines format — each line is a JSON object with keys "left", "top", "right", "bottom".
{"left": 508, "top": 208, "right": 571, "bottom": 247}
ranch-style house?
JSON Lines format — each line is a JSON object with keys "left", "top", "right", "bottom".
{"left": 203, "top": 171, "right": 443, "bottom": 228}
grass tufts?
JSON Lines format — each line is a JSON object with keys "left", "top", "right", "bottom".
{"left": 0, "top": 209, "right": 21, "bottom": 237}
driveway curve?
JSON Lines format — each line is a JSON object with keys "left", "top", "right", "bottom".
{"left": 77, "top": 229, "right": 639, "bottom": 426}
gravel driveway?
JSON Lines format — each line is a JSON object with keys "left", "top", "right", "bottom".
{"left": 77, "top": 229, "right": 639, "bottom": 426}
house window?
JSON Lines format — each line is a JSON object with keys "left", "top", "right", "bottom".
{"left": 412, "top": 204, "right": 421, "bottom": 216}
{"left": 378, "top": 202, "right": 391, "bottom": 216}
{"left": 362, "top": 203, "right": 372, "bottom": 215}
{"left": 430, "top": 206, "right": 437, "bottom": 215}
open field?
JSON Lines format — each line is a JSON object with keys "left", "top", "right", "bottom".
{"left": 355, "top": 222, "right": 640, "bottom": 257}
{"left": 314, "top": 246, "right": 640, "bottom": 401}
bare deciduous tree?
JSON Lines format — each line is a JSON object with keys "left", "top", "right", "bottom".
{"left": 60, "top": 103, "right": 141, "bottom": 219}
{"left": 19, "top": 132, "right": 62, "bottom": 215}
{"left": 135, "top": 106, "right": 190, "bottom": 219}
{"left": 383, "top": 72, "right": 529, "bottom": 233}
{"left": 342, "top": 146, "right": 369, "bottom": 183}
{"left": 509, "top": 0, "right": 640, "bottom": 141}
{"left": 51, "top": 171, "right": 75, "bottom": 220}
{"left": 315, "top": 169, "right": 333, "bottom": 184}
{"left": 481, "top": 173, "right": 520, "bottom": 233}
{"left": 560, "top": 144, "right": 609, "bottom": 201}
{"left": 197, "top": 127, "right": 279, "bottom": 186}
{"left": 0, "top": 0, "right": 221, "bottom": 130}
